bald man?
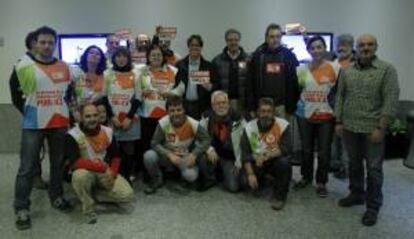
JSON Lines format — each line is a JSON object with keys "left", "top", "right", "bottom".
{"left": 335, "top": 34, "right": 400, "bottom": 226}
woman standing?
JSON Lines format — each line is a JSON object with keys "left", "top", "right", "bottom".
{"left": 294, "top": 36, "right": 340, "bottom": 197}
{"left": 105, "top": 47, "right": 141, "bottom": 183}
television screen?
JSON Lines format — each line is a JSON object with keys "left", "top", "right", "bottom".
{"left": 282, "top": 32, "right": 333, "bottom": 63}
{"left": 58, "top": 33, "right": 128, "bottom": 65}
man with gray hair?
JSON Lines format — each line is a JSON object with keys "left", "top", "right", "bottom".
{"left": 335, "top": 34, "right": 400, "bottom": 226}
{"left": 212, "top": 29, "right": 250, "bottom": 116}
{"left": 199, "top": 90, "right": 246, "bottom": 192}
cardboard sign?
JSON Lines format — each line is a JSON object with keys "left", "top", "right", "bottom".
{"left": 190, "top": 71, "right": 210, "bottom": 84}
{"left": 158, "top": 27, "right": 177, "bottom": 40}
{"left": 284, "top": 23, "right": 306, "bottom": 35}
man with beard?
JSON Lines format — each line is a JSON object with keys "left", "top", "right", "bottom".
{"left": 200, "top": 91, "right": 246, "bottom": 192}
{"left": 241, "top": 98, "right": 292, "bottom": 210}
{"left": 132, "top": 34, "right": 151, "bottom": 65}
{"left": 212, "top": 29, "right": 250, "bottom": 115}
{"left": 66, "top": 103, "right": 134, "bottom": 224}
{"left": 143, "top": 95, "right": 210, "bottom": 194}
{"left": 335, "top": 34, "right": 399, "bottom": 226}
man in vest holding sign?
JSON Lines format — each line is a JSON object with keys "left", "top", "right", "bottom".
{"left": 10, "top": 26, "right": 73, "bottom": 230}
{"left": 66, "top": 103, "right": 134, "bottom": 224}
{"left": 143, "top": 95, "right": 211, "bottom": 194}
{"left": 241, "top": 98, "right": 293, "bottom": 210}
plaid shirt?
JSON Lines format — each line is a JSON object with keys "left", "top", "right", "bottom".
{"left": 335, "top": 57, "right": 400, "bottom": 133}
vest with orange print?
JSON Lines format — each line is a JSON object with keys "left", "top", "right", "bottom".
{"left": 245, "top": 117, "right": 289, "bottom": 158}
{"left": 159, "top": 115, "right": 199, "bottom": 154}
{"left": 68, "top": 125, "right": 113, "bottom": 160}
{"left": 137, "top": 65, "right": 177, "bottom": 118}
{"left": 295, "top": 61, "right": 340, "bottom": 120}
{"left": 15, "top": 56, "right": 72, "bottom": 129}
{"left": 72, "top": 67, "right": 105, "bottom": 105}
{"left": 104, "top": 69, "right": 139, "bottom": 122}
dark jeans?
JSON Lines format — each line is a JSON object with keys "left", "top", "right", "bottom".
{"left": 343, "top": 129, "right": 384, "bottom": 211}
{"left": 331, "top": 134, "right": 348, "bottom": 172}
{"left": 243, "top": 156, "right": 292, "bottom": 200}
{"left": 119, "top": 140, "right": 137, "bottom": 180}
{"left": 14, "top": 128, "right": 67, "bottom": 211}
{"left": 297, "top": 118, "right": 334, "bottom": 184}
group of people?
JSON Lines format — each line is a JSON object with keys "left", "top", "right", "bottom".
{"left": 9, "top": 23, "right": 399, "bottom": 230}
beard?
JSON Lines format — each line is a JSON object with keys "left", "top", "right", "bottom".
{"left": 171, "top": 115, "right": 186, "bottom": 127}
{"left": 258, "top": 117, "right": 274, "bottom": 132}
{"left": 80, "top": 122, "right": 100, "bottom": 136}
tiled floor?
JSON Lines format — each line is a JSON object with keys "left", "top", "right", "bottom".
{"left": 1, "top": 154, "right": 413, "bottom": 239}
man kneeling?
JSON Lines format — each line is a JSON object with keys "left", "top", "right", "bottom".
{"left": 241, "top": 98, "right": 293, "bottom": 210}
{"left": 143, "top": 95, "right": 210, "bottom": 194}
{"left": 65, "top": 103, "right": 134, "bottom": 224}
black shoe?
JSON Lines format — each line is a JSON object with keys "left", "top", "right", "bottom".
{"left": 316, "top": 185, "right": 328, "bottom": 198}
{"left": 196, "top": 180, "right": 216, "bottom": 192}
{"left": 362, "top": 209, "right": 378, "bottom": 226}
{"left": 144, "top": 180, "right": 163, "bottom": 195}
{"left": 85, "top": 212, "right": 97, "bottom": 224}
{"left": 338, "top": 194, "right": 364, "bottom": 207}
{"left": 52, "top": 197, "right": 73, "bottom": 212}
{"left": 294, "top": 179, "right": 311, "bottom": 189}
{"left": 15, "top": 210, "right": 31, "bottom": 230}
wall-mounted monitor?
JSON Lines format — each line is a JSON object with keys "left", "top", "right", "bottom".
{"left": 282, "top": 32, "right": 333, "bottom": 63}
{"left": 58, "top": 33, "right": 128, "bottom": 65}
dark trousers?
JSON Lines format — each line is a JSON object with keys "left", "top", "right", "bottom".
{"left": 297, "top": 118, "right": 334, "bottom": 184}
{"left": 343, "top": 129, "right": 384, "bottom": 211}
{"left": 119, "top": 140, "right": 137, "bottom": 180}
{"left": 14, "top": 128, "right": 67, "bottom": 211}
{"left": 243, "top": 156, "right": 292, "bottom": 200}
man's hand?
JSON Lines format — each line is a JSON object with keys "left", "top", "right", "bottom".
{"left": 247, "top": 174, "right": 258, "bottom": 190}
{"left": 168, "top": 152, "right": 181, "bottom": 166}
{"left": 201, "top": 82, "right": 213, "bottom": 91}
{"left": 335, "top": 124, "right": 344, "bottom": 137}
{"left": 206, "top": 148, "right": 219, "bottom": 164}
{"left": 100, "top": 168, "right": 115, "bottom": 190}
{"left": 112, "top": 116, "right": 122, "bottom": 128}
{"left": 255, "top": 153, "right": 266, "bottom": 168}
{"left": 249, "top": 111, "right": 256, "bottom": 119}
{"left": 122, "top": 117, "right": 132, "bottom": 130}
{"left": 370, "top": 128, "right": 385, "bottom": 144}
{"left": 185, "top": 153, "right": 197, "bottom": 167}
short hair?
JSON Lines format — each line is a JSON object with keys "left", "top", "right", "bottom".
{"left": 306, "top": 35, "right": 327, "bottom": 50}
{"left": 25, "top": 31, "right": 36, "bottom": 50}
{"left": 265, "top": 23, "right": 282, "bottom": 38}
{"left": 187, "top": 34, "right": 204, "bottom": 48}
{"left": 79, "top": 45, "right": 107, "bottom": 75}
{"left": 146, "top": 44, "right": 167, "bottom": 66}
{"left": 258, "top": 97, "right": 275, "bottom": 109}
{"left": 225, "top": 28, "right": 241, "bottom": 41}
{"left": 166, "top": 95, "right": 184, "bottom": 110}
{"left": 106, "top": 34, "right": 119, "bottom": 43}
{"left": 79, "top": 102, "right": 97, "bottom": 115}
{"left": 335, "top": 34, "right": 354, "bottom": 48}
{"left": 34, "top": 26, "right": 57, "bottom": 42}
{"left": 111, "top": 47, "right": 132, "bottom": 71}
{"left": 211, "top": 90, "right": 229, "bottom": 104}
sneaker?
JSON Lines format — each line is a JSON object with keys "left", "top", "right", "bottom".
{"left": 294, "top": 179, "right": 311, "bottom": 189}
{"left": 15, "top": 209, "right": 31, "bottom": 230}
{"left": 144, "top": 179, "right": 163, "bottom": 195}
{"left": 316, "top": 185, "right": 328, "bottom": 198}
{"left": 52, "top": 197, "right": 73, "bottom": 212}
{"left": 338, "top": 194, "right": 365, "bottom": 207}
{"left": 362, "top": 209, "right": 378, "bottom": 226}
{"left": 270, "top": 199, "right": 286, "bottom": 211}
{"left": 33, "top": 176, "right": 48, "bottom": 190}
{"left": 85, "top": 212, "right": 97, "bottom": 224}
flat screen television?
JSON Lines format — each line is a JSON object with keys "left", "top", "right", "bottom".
{"left": 281, "top": 32, "right": 333, "bottom": 63}
{"left": 58, "top": 33, "right": 128, "bottom": 65}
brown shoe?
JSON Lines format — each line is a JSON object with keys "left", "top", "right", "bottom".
{"left": 271, "top": 199, "right": 286, "bottom": 211}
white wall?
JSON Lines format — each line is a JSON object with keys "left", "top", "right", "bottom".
{"left": 1, "top": 0, "right": 413, "bottom": 103}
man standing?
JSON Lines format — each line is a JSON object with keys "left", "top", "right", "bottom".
{"left": 143, "top": 95, "right": 210, "bottom": 194}
{"left": 200, "top": 91, "right": 246, "bottom": 192}
{"left": 66, "top": 103, "right": 134, "bottom": 224}
{"left": 335, "top": 34, "right": 400, "bottom": 226}
{"left": 212, "top": 29, "right": 250, "bottom": 115}
{"left": 247, "top": 23, "right": 299, "bottom": 119}
{"left": 10, "top": 26, "right": 73, "bottom": 230}
{"left": 241, "top": 98, "right": 293, "bottom": 210}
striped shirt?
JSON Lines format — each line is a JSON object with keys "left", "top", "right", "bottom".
{"left": 335, "top": 57, "right": 400, "bottom": 133}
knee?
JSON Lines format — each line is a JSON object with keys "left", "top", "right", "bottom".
{"left": 72, "top": 169, "right": 91, "bottom": 185}
{"left": 143, "top": 150, "right": 159, "bottom": 166}
{"left": 182, "top": 168, "right": 198, "bottom": 182}
{"left": 117, "top": 185, "right": 134, "bottom": 203}
{"left": 225, "top": 180, "right": 240, "bottom": 193}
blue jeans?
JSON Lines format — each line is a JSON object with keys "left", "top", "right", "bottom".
{"left": 343, "top": 129, "right": 384, "bottom": 211}
{"left": 297, "top": 118, "right": 334, "bottom": 184}
{"left": 14, "top": 128, "right": 67, "bottom": 211}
